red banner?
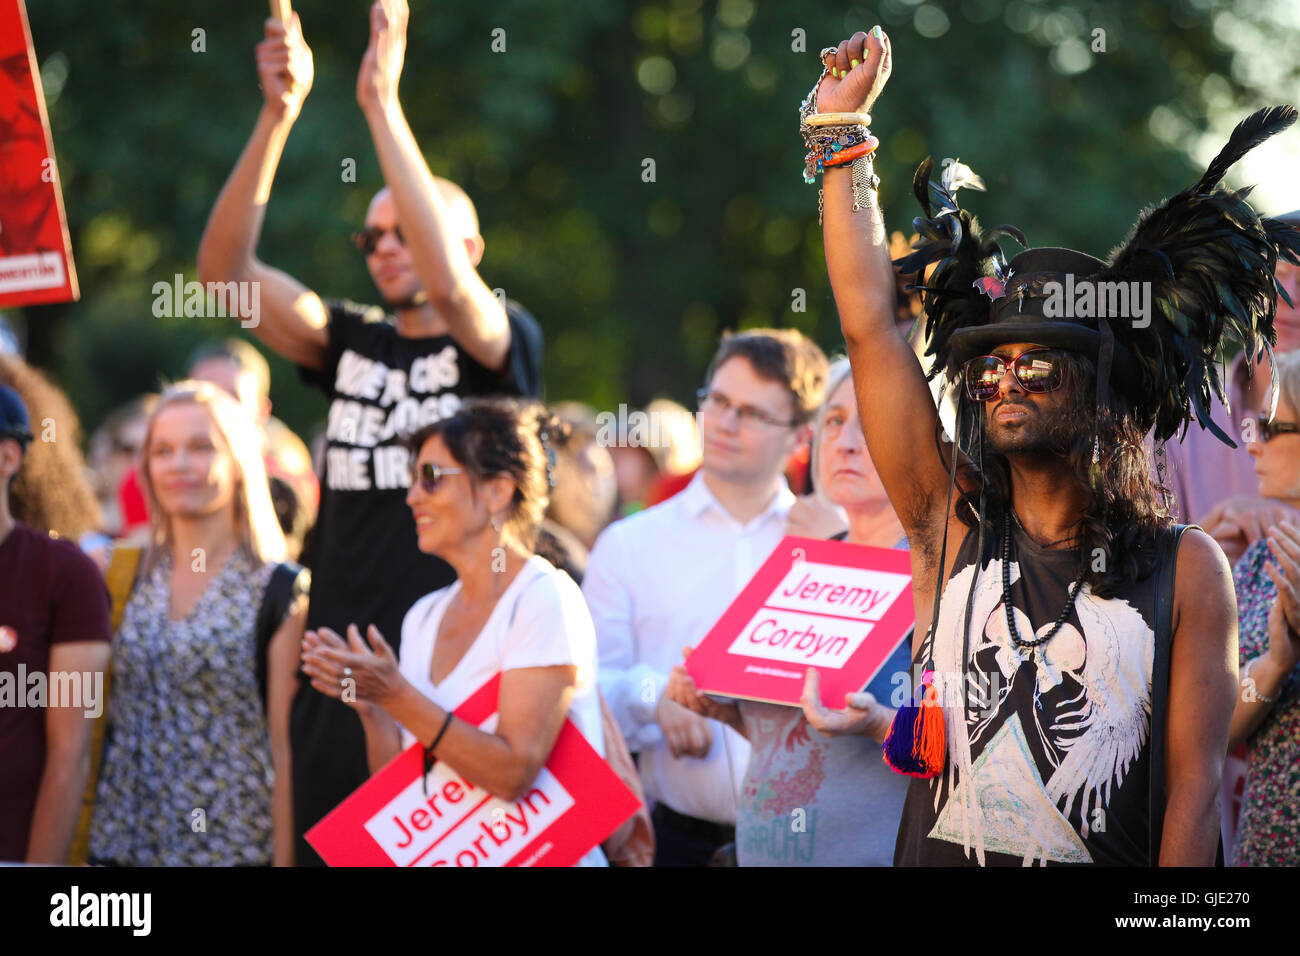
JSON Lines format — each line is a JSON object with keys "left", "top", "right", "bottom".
{"left": 305, "top": 674, "right": 641, "bottom": 867}
{"left": 0, "top": 0, "right": 78, "bottom": 308}
{"left": 686, "top": 535, "right": 915, "bottom": 707}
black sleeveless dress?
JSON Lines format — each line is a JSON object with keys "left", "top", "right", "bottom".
{"left": 894, "top": 519, "right": 1167, "bottom": 866}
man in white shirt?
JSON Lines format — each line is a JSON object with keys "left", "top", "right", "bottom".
{"left": 583, "top": 329, "right": 829, "bottom": 866}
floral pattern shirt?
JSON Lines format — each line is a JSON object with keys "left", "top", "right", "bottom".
{"left": 89, "top": 548, "right": 278, "bottom": 866}
{"left": 1232, "top": 539, "right": 1300, "bottom": 867}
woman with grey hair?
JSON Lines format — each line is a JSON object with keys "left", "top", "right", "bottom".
{"left": 1228, "top": 348, "right": 1300, "bottom": 865}
{"left": 667, "top": 357, "right": 912, "bottom": 865}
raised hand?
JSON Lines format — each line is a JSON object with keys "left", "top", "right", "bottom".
{"left": 357, "top": 0, "right": 409, "bottom": 114}
{"left": 256, "top": 13, "right": 314, "bottom": 120}
{"left": 815, "top": 27, "right": 892, "bottom": 116}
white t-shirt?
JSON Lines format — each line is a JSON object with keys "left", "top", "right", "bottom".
{"left": 397, "top": 555, "right": 606, "bottom": 866}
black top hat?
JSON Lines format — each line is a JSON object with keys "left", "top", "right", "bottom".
{"left": 897, "top": 107, "right": 1300, "bottom": 446}
{"left": 945, "top": 247, "right": 1146, "bottom": 395}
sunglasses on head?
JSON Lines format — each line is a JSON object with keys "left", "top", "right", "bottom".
{"left": 351, "top": 224, "right": 405, "bottom": 256}
{"left": 1254, "top": 416, "right": 1300, "bottom": 442}
{"left": 411, "top": 462, "right": 464, "bottom": 493}
{"left": 963, "top": 348, "right": 1064, "bottom": 403}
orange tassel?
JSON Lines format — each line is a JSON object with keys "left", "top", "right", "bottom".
{"left": 882, "top": 668, "right": 946, "bottom": 777}
{"left": 916, "top": 679, "right": 946, "bottom": 774}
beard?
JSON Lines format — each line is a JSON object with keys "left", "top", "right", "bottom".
{"left": 985, "top": 401, "right": 1065, "bottom": 456}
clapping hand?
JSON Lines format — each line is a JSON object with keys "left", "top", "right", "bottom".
{"left": 301, "top": 623, "right": 404, "bottom": 713}
{"left": 257, "top": 13, "right": 314, "bottom": 119}
{"left": 357, "top": 0, "right": 408, "bottom": 113}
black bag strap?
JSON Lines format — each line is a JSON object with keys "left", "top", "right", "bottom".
{"left": 1148, "top": 523, "right": 1191, "bottom": 866}
{"left": 255, "top": 561, "right": 310, "bottom": 714}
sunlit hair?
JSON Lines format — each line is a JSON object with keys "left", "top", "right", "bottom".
{"left": 138, "top": 380, "right": 285, "bottom": 572}
{"left": 0, "top": 353, "right": 102, "bottom": 540}
{"left": 1271, "top": 349, "right": 1300, "bottom": 428}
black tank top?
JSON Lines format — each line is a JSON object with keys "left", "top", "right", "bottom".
{"left": 894, "top": 518, "right": 1165, "bottom": 866}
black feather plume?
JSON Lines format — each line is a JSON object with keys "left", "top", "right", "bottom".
{"left": 894, "top": 157, "right": 1025, "bottom": 380}
{"left": 1194, "top": 106, "right": 1296, "bottom": 195}
{"left": 1099, "top": 106, "right": 1300, "bottom": 444}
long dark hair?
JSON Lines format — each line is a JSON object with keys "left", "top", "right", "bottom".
{"left": 952, "top": 350, "right": 1173, "bottom": 598}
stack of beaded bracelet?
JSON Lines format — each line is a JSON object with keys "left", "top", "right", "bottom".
{"left": 798, "top": 59, "right": 881, "bottom": 222}
{"left": 802, "top": 122, "right": 877, "bottom": 183}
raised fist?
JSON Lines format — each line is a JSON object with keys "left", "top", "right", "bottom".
{"left": 815, "top": 27, "right": 892, "bottom": 116}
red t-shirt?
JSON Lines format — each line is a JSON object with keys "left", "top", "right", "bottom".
{"left": 0, "top": 521, "right": 112, "bottom": 861}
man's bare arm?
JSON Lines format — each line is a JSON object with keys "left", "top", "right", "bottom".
{"left": 1161, "top": 529, "right": 1237, "bottom": 866}
{"left": 820, "top": 31, "right": 954, "bottom": 548}
{"left": 196, "top": 15, "right": 329, "bottom": 371}
{"left": 357, "top": 1, "right": 510, "bottom": 371}
{"left": 24, "top": 642, "right": 111, "bottom": 864}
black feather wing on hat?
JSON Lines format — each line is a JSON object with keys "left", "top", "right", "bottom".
{"left": 894, "top": 157, "right": 1027, "bottom": 380}
{"left": 1097, "top": 106, "right": 1300, "bottom": 445}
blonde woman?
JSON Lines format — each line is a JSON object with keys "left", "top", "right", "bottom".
{"left": 88, "top": 381, "right": 307, "bottom": 866}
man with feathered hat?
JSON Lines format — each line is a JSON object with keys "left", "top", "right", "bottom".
{"left": 805, "top": 27, "right": 1300, "bottom": 865}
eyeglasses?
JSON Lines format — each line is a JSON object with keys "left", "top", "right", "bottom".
{"left": 1254, "top": 416, "right": 1300, "bottom": 442}
{"left": 962, "top": 348, "right": 1063, "bottom": 403}
{"left": 696, "top": 388, "right": 798, "bottom": 429}
{"left": 351, "top": 225, "right": 405, "bottom": 256}
{"left": 411, "top": 462, "right": 464, "bottom": 493}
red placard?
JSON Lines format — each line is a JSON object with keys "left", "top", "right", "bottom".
{"left": 0, "top": 0, "right": 79, "bottom": 308}
{"left": 305, "top": 675, "right": 641, "bottom": 867}
{"left": 686, "top": 535, "right": 914, "bottom": 707}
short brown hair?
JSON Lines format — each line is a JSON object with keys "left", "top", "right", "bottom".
{"left": 705, "top": 328, "right": 829, "bottom": 424}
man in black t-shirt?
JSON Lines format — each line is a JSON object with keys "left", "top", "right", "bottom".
{"left": 197, "top": 5, "right": 541, "bottom": 864}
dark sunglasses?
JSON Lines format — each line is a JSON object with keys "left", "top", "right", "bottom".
{"left": 1254, "top": 416, "right": 1300, "bottom": 442}
{"left": 351, "top": 224, "right": 405, "bottom": 256}
{"left": 963, "top": 348, "right": 1063, "bottom": 403}
{"left": 412, "top": 462, "right": 464, "bottom": 493}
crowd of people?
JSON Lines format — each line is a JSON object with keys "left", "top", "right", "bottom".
{"left": 3, "top": 11, "right": 1300, "bottom": 868}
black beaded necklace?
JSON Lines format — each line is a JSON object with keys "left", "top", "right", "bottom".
{"left": 1001, "top": 512, "right": 1086, "bottom": 650}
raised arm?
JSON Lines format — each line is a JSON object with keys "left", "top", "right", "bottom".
{"left": 196, "top": 14, "right": 330, "bottom": 371}
{"left": 819, "top": 31, "right": 956, "bottom": 548}
{"left": 356, "top": 0, "right": 510, "bottom": 371}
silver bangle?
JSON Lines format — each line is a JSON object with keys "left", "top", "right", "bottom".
{"left": 1245, "top": 657, "right": 1280, "bottom": 704}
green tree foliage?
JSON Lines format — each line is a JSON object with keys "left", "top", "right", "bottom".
{"left": 12, "top": 0, "right": 1299, "bottom": 440}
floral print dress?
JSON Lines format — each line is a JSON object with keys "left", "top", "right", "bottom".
{"left": 1232, "top": 539, "right": 1300, "bottom": 866}
{"left": 89, "top": 548, "right": 278, "bottom": 866}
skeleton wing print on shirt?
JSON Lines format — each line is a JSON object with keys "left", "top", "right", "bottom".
{"left": 924, "top": 553, "right": 1153, "bottom": 865}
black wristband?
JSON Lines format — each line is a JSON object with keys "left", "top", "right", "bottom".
{"left": 421, "top": 710, "right": 456, "bottom": 797}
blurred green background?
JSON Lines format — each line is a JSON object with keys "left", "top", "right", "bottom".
{"left": 7, "top": 0, "right": 1300, "bottom": 442}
